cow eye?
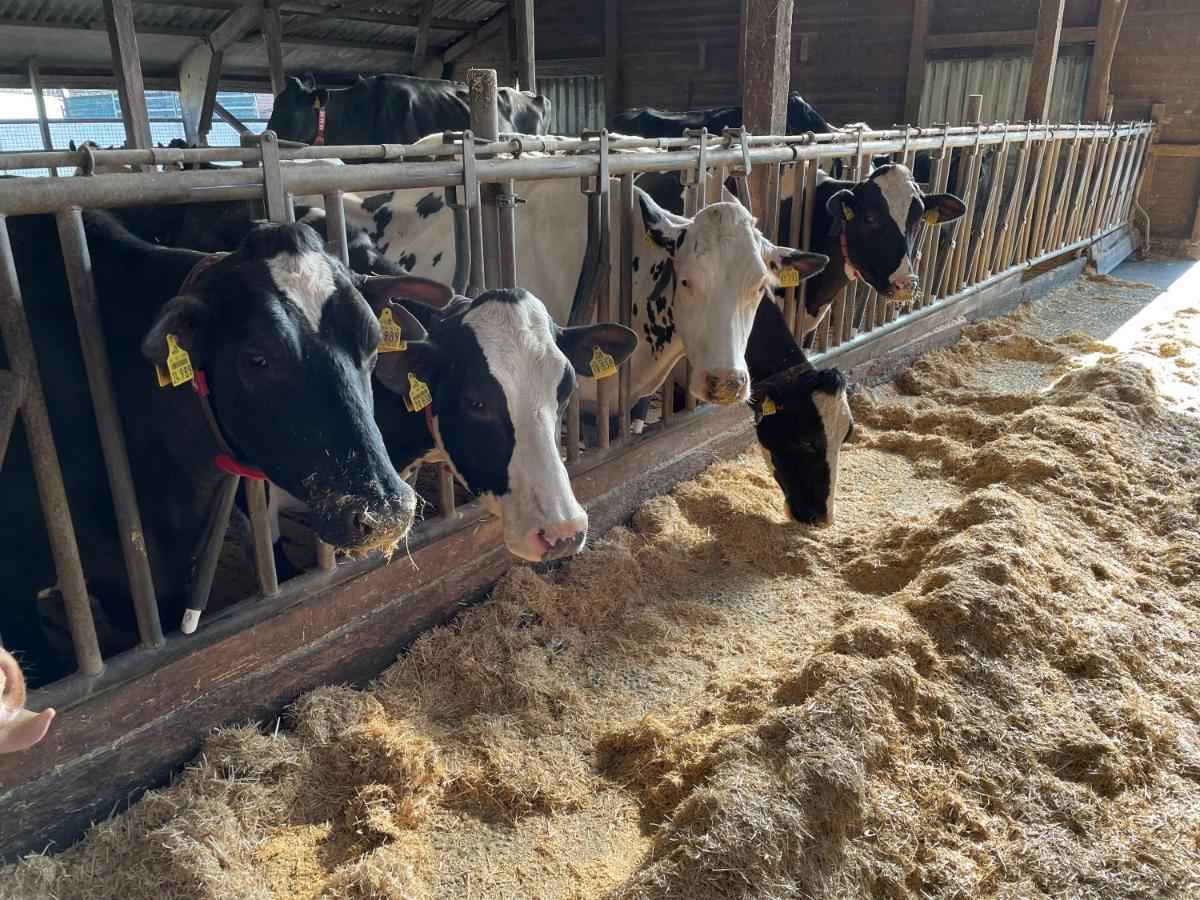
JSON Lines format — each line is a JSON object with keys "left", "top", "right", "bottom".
{"left": 796, "top": 439, "right": 817, "bottom": 453}
{"left": 245, "top": 352, "right": 268, "bottom": 369}
{"left": 862, "top": 213, "right": 877, "bottom": 226}
{"left": 679, "top": 278, "right": 690, "bottom": 288}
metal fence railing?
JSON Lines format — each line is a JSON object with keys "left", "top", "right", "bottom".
{"left": 0, "top": 78, "right": 1153, "bottom": 711}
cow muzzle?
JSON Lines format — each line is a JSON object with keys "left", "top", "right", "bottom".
{"left": 698, "top": 370, "right": 750, "bottom": 405}
{"left": 316, "top": 488, "right": 417, "bottom": 554}
{"left": 527, "top": 515, "right": 588, "bottom": 562}
{"left": 887, "top": 273, "right": 919, "bottom": 302}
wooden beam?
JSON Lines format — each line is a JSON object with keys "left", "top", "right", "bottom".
{"left": 604, "top": 0, "right": 619, "bottom": 125}
{"left": 280, "top": 0, "right": 381, "bottom": 35}
{"left": 260, "top": 0, "right": 285, "bottom": 96}
{"left": 410, "top": 0, "right": 435, "bottom": 75}
{"left": 1149, "top": 143, "right": 1200, "bottom": 158}
{"left": 925, "top": 26, "right": 1095, "bottom": 50}
{"left": 904, "top": 0, "right": 930, "bottom": 125}
{"left": 441, "top": 11, "right": 508, "bottom": 65}
{"left": 101, "top": 0, "right": 153, "bottom": 150}
{"left": 742, "top": 0, "right": 793, "bottom": 216}
{"left": 213, "top": 99, "right": 250, "bottom": 133}
{"left": 179, "top": 0, "right": 263, "bottom": 145}
{"left": 26, "top": 59, "right": 57, "bottom": 176}
{"left": 1024, "top": 0, "right": 1066, "bottom": 122}
{"left": 513, "top": 0, "right": 535, "bottom": 92}
{"left": 1082, "top": 0, "right": 1128, "bottom": 123}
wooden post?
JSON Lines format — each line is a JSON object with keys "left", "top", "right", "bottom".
{"left": 261, "top": 0, "right": 286, "bottom": 96}
{"left": 742, "top": 0, "right": 793, "bottom": 216}
{"left": 513, "top": 0, "right": 536, "bottom": 92}
{"left": 102, "top": 0, "right": 153, "bottom": 150}
{"left": 1083, "top": 0, "right": 1128, "bottom": 123}
{"left": 904, "top": 0, "right": 930, "bottom": 124}
{"left": 410, "top": 0, "right": 435, "bottom": 76}
{"left": 180, "top": 0, "right": 265, "bottom": 146}
{"left": 26, "top": 59, "right": 57, "bottom": 177}
{"left": 604, "top": 0, "right": 620, "bottom": 125}
{"left": 1024, "top": 0, "right": 1065, "bottom": 122}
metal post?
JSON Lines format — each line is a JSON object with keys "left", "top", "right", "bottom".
{"left": 27, "top": 60, "right": 57, "bottom": 178}
{"left": 245, "top": 479, "right": 279, "bottom": 597}
{"left": 468, "top": 70, "right": 503, "bottom": 292}
{"left": 259, "top": 131, "right": 288, "bottom": 223}
{"left": 182, "top": 474, "right": 238, "bottom": 633}
{"left": 323, "top": 191, "right": 350, "bottom": 265}
{"left": 617, "top": 173, "right": 634, "bottom": 438}
{"left": 54, "top": 208, "right": 163, "bottom": 653}
{"left": 0, "top": 217, "right": 104, "bottom": 675}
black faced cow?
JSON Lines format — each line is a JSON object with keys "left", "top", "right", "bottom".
{"left": 360, "top": 279, "right": 638, "bottom": 561}
{"left": 613, "top": 92, "right": 830, "bottom": 138}
{"left": 0, "top": 213, "right": 416, "bottom": 684}
{"left": 266, "top": 74, "right": 550, "bottom": 157}
{"left": 745, "top": 295, "right": 853, "bottom": 526}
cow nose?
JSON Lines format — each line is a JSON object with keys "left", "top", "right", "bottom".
{"left": 339, "top": 492, "right": 416, "bottom": 549}
{"left": 702, "top": 371, "right": 749, "bottom": 404}
{"left": 533, "top": 516, "right": 588, "bottom": 561}
{"left": 889, "top": 273, "right": 918, "bottom": 299}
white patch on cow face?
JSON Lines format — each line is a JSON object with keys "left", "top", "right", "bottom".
{"left": 875, "top": 164, "right": 919, "bottom": 237}
{"left": 670, "top": 202, "right": 764, "bottom": 404}
{"left": 266, "top": 250, "right": 336, "bottom": 331}
{"left": 812, "top": 387, "right": 852, "bottom": 526}
{"left": 462, "top": 293, "right": 587, "bottom": 561}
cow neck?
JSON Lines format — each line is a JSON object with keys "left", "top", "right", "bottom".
{"left": 422, "top": 402, "right": 475, "bottom": 496}
{"left": 178, "top": 254, "right": 267, "bottom": 481}
{"left": 746, "top": 294, "right": 808, "bottom": 384}
{"left": 839, "top": 232, "right": 858, "bottom": 281}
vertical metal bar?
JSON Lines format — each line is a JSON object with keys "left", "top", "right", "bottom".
{"left": 617, "top": 173, "right": 634, "bottom": 438}
{"left": 462, "top": 136, "right": 485, "bottom": 295}
{"left": 469, "top": 70, "right": 503, "bottom": 292}
{"left": 245, "top": 479, "right": 279, "bottom": 596}
{"left": 27, "top": 59, "right": 57, "bottom": 178}
{"left": 497, "top": 181, "right": 518, "bottom": 289}
{"left": 437, "top": 466, "right": 456, "bottom": 518}
{"left": 1030, "top": 136, "right": 1061, "bottom": 256}
{"left": 829, "top": 289, "right": 847, "bottom": 348}
{"left": 259, "top": 131, "right": 287, "bottom": 223}
{"left": 1064, "top": 134, "right": 1100, "bottom": 245}
{"left": 54, "top": 208, "right": 163, "bottom": 652}
{"left": 782, "top": 160, "right": 804, "bottom": 334}
{"left": 0, "top": 217, "right": 104, "bottom": 674}
{"left": 990, "top": 135, "right": 1032, "bottom": 274}
{"left": 184, "top": 474, "right": 239, "bottom": 631}
{"left": 797, "top": 155, "right": 818, "bottom": 336}
{"left": 595, "top": 184, "right": 612, "bottom": 449}
{"left": 323, "top": 191, "right": 350, "bottom": 265}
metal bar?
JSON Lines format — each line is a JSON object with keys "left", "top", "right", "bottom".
{"left": 617, "top": 173, "right": 634, "bottom": 439}
{"left": 182, "top": 474, "right": 238, "bottom": 633}
{"left": 245, "top": 479, "right": 279, "bottom": 597}
{"left": 497, "top": 181, "right": 518, "bottom": 289}
{"left": 259, "top": 131, "right": 287, "bottom": 223}
{"left": 316, "top": 540, "right": 336, "bottom": 573}
{"left": 26, "top": 59, "right": 57, "bottom": 178}
{"left": 323, "top": 191, "right": 349, "bottom": 265}
{"left": 0, "top": 217, "right": 104, "bottom": 675}
{"left": 54, "top": 208, "right": 162, "bottom": 652}
{"left": 437, "top": 466, "right": 455, "bottom": 519}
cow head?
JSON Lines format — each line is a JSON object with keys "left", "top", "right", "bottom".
{"left": 364, "top": 281, "right": 636, "bottom": 562}
{"left": 141, "top": 223, "right": 415, "bottom": 552}
{"left": 638, "top": 189, "right": 828, "bottom": 405}
{"left": 498, "top": 87, "right": 551, "bottom": 135}
{"left": 750, "top": 365, "right": 853, "bottom": 526}
{"left": 825, "top": 163, "right": 965, "bottom": 301}
{"left": 0, "top": 648, "right": 54, "bottom": 753}
{"left": 266, "top": 75, "right": 329, "bottom": 144}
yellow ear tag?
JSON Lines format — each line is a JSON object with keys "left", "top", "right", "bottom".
{"left": 842, "top": 204, "right": 855, "bottom": 221}
{"left": 313, "top": 98, "right": 322, "bottom": 109}
{"left": 589, "top": 345, "right": 618, "bottom": 379}
{"left": 403, "top": 372, "right": 432, "bottom": 413}
{"left": 760, "top": 396, "right": 777, "bottom": 417}
{"left": 644, "top": 230, "right": 657, "bottom": 249}
{"left": 378, "top": 307, "right": 406, "bottom": 353}
{"left": 777, "top": 267, "right": 801, "bottom": 288}
{"left": 155, "top": 364, "right": 171, "bottom": 388}
{"left": 165, "top": 334, "right": 193, "bottom": 387}
{"left": 923, "top": 209, "right": 940, "bottom": 225}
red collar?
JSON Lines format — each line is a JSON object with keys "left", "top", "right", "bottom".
{"left": 313, "top": 107, "right": 327, "bottom": 146}
{"left": 839, "top": 233, "right": 858, "bottom": 281}
{"left": 177, "top": 255, "right": 267, "bottom": 481}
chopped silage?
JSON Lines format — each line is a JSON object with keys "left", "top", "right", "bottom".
{"left": 4, "top": 271, "right": 1200, "bottom": 900}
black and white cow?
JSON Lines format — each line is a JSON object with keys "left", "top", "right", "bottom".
{"left": 612, "top": 92, "right": 830, "bottom": 138}
{"left": 745, "top": 295, "right": 853, "bottom": 526}
{"left": 111, "top": 199, "right": 405, "bottom": 277}
{"left": 787, "top": 163, "right": 967, "bottom": 335}
{"left": 329, "top": 174, "right": 827, "bottom": 411}
{"left": 0, "top": 213, "right": 416, "bottom": 684}
{"left": 361, "top": 279, "right": 638, "bottom": 561}
{"left": 266, "top": 74, "right": 550, "bottom": 156}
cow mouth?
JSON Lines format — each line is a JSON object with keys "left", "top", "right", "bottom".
{"left": 303, "top": 482, "right": 417, "bottom": 556}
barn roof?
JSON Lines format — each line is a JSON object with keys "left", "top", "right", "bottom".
{"left": 0, "top": 0, "right": 507, "bottom": 91}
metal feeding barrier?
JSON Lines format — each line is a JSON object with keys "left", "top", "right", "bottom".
{"left": 0, "top": 70, "right": 1153, "bottom": 713}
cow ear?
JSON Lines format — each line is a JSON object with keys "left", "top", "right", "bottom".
{"left": 358, "top": 274, "right": 455, "bottom": 316}
{"left": 636, "top": 187, "right": 687, "bottom": 254}
{"left": 763, "top": 244, "right": 828, "bottom": 285}
{"left": 556, "top": 322, "right": 638, "bottom": 378}
{"left": 922, "top": 193, "right": 967, "bottom": 224}
{"left": 748, "top": 380, "right": 783, "bottom": 416}
{"left": 825, "top": 189, "right": 855, "bottom": 234}
{"left": 372, "top": 302, "right": 447, "bottom": 401}
{"left": 141, "top": 295, "right": 209, "bottom": 365}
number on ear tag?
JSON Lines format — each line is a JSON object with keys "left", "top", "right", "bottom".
{"left": 842, "top": 204, "right": 855, "bottom": 221}
{"left": 760, "top": 396, "right": 777, "bottom": 417}
{"left": 404, "top": 372, "right": 432, "bottom": 413}
{"left": 777, "top": 267, "right": 801, "bottom": 288}
{"left": 165, "top": 334, "right": 193, "bottom": 387}
{"left": 923, "top": 209, "right": 939, "bottom": 225}
{"left": 378, "top": 308, "right": 406, "bottom": 352}
{"left": 590, "top": 346, "right": 618, "bottom": 379}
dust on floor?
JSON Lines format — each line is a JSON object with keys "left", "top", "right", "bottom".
{"left": 4, "top": 269, "right": 1200, "bottom": 900}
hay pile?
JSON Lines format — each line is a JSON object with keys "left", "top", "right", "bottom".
{"left": 4, "top": 272, "right": 1200, "bottom": 899}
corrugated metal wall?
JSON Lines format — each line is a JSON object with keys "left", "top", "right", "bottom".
{"left": 919, "top": 55, "right": 1090, "bottom": 125}
{"left": 539, "top": 75, "right": 607, "bottom": 133}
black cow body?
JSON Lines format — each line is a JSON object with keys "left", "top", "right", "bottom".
{"left": 0, "top": 213, "right": 415, "bottom": 684}
{"left": 266, "top": 75, "right": 550, "bottom": 159}
{"left": 612, "top": 92, "right": 830, "bottom": 138}
{"left": 745, "top": 295, "right": 853, "bottom": 525}
{"left": 111, "top": 200, "right": 403, "bottom": 277}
